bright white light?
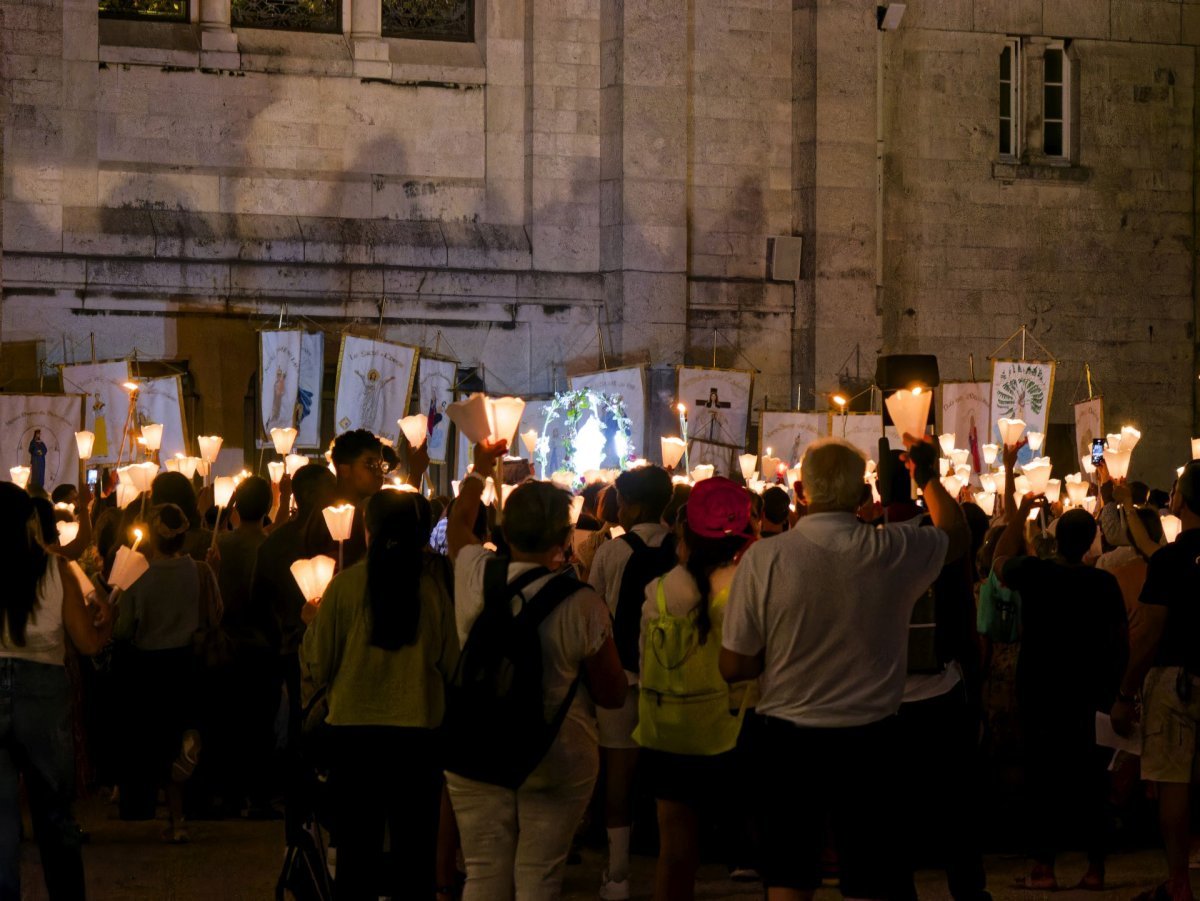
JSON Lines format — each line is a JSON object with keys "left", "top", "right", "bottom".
{"left": 573, "top": 416, "right": 606, "bottom": 477}
{"left": 614, "top": 430, "right": 629, "bottom": 462}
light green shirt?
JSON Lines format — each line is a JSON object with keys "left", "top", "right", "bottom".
{"left": 300, "top": 557, "right": 459, "bottom": 728}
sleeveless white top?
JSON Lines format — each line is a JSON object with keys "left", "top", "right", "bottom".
{"left": 0, "top": 558, "right": 66, "bottom": 666}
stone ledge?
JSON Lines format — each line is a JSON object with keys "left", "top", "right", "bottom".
{"left": 57, "top": 206, "right": 531, "bottom": 272}
{"left": 991, "top": 161, "right": 1092, "bottom": 183}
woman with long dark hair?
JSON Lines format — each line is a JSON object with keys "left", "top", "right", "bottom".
{"left": 634, "top": 476, "right": 755, "bottom": 901}
{"left": 0, "top": 482, "right": 112, "bottom": 900}
{"left": 301, "top": 489, "right": 459, "bottom": 900}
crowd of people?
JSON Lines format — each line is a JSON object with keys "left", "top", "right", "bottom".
{"left": 0, "top": 422, "right": 1198, "bottom": 901}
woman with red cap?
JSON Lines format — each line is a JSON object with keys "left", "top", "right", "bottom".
{"left": 633, "top": 476, "right": 756, "bottom": 901}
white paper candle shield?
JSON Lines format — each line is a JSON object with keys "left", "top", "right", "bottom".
{"left": 285, "top": 454, "right": 309, "bottom": 477}
{"left": 1013, "top": 474, "right": 1031, "bottom": 496}
{"left": 486, "top": 397, "right": 526, "bottom": 447}
{"left": 884, "top": 388, "right": 932, "bottom": 442}
{"left": 1106, "top": 433, "right": 1123, "bottom": 451}
{"left": 322, "top": 504, "right": 355, "bottom": 541}
{"left": 115, "top": 482, "right": 139, "bottom": 508}
{"left": 68, "top": 561, "right": 96, "bottom": 605}
{"left": 1045, "top": 479, "right": 1062, "bottom": 504}
{"left": 110, "top": 546, "right": 150, "bottom": 591}
{"left": 661, "top": 437, "right": 686, "bottom": 470}
{"left": 118, "top": 463, "right": 157, "bottom": 494}
{"left": 949, "top": 449, "right": 970, "bottom": 468}
{"left": 939, "top": 458, "right": 950, "bottom": 478}
{"left": 1065, "top": 477, "right": 1089, "bottom": 505}
{"left": 1104, "top": 448, "right": 1132, "bottom": 481}
{"left": 1161, "top": 514, "right": 1182, "bottom": 544}
{"left": 520, "top": 429, "right": 539, "bottom": 457}
{"left": 399, "top": 415, "right": 429, "bottom": 449}
{"left": 268, "top": 461, "right": 285, "bottom": 483}
{"left": 499, "top": 484, "right": 515, "bottom": 510}
{"left": 291, "top": 555, "right": 337, "bottom": 603}
{"left": 164, "top": 458, "right": 180, "bottom": 473}
{"left": 75, "top": 430, "right": 95, "bottom": 460}
{"left": 1081, "top": 496, "right": 1097, "bottom": 513}
{"left": 997, "top": 418, "right": 1027, "bottom": 448}
{"left": 690, "top": 464, "right": 715, "bottom": 483}
{"left": 1026, "top": 431, "right": 1044, "bottom": 453}
{"left": 1023, "top": 458, "right": 1053, "bottom": 495}
{"left": 739, "top": 454, "right": 758, "bottom": 480}
{"left": 982, "top": 444, "right": 999, "bottom": 466}
{"left": 140, "top": 423, "right": 164, "bottom": 452}
{"left": 974, "top": 491, "right": 996, "bottom": 516}
{"left": 270, "top": 427, "right": 299, "bottom": 456}
{"left": 178, "top": 456, "right": 200, "bottom": 480}
{"left": 9, "top": 466, "right": 30, "bottom": 489}
{"left": 761, "top": 456, "right": 784, "bottom": 480}
{"left": 197, "top": 435, "right": 223, "bottom": 464}
{"left": 56, "top": 522, "right": 79, "bottom": 545}
{"left": 1192, "top": 438, "right": 1200, "bottom": 460}
{"left": 446, "top": 394, "right": 491, "bottom": 445}
{"left": 550, "top": 471, "right": 576, "bottom": 491}
{"left": 938, "top": 433, "right": 956, "bottom": 456}
{"left": 955, "top": 464, "right": 972, "bottom": 483}
{"left": 213, "top": 476, "right": 237, "bottom": 510}
{"left": 979, "top": 473, "right": 997, "bottom": 494}
{"left": 941, "top": 475, "right": 963, "bottom": 497}
{"left": 1119, "top": 426, "right": 1142, "bottom": 452}
{"left": 1080, "top": 454, "right": 1097, "bottom": 475}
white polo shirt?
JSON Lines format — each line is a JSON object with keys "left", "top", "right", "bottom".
{"left": 722, "top": 511, "right": 949, "bottom": 728}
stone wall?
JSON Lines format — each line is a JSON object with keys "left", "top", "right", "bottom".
{"left": 1, "top": 0, "right": 1197, "bottom": 483}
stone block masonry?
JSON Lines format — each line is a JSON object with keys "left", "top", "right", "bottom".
{"left": 1, "top": 0, "right": 1197, "bottom": 484}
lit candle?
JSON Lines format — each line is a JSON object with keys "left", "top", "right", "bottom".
{"left": 270, "top": 427, "right": 298, "bottom": 456}
{"left": 140, "top": 423, "right": 164, "bottom": 452}
{"left": 75, "top": 430, "right": 95, "bottom": 461}
{"left": 131, "top": 527, "right": 144, "bottom": 554}
{"left": 677, "top": 404, "right": 690, "bottom": 474}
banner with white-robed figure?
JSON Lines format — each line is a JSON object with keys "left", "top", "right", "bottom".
{"left": 135, "top": 375, "right": 189, "bottom": 460}
{"left": 60, "top": 361, "right": 132, "bottom": 465}
{"left": 334, "top": 336, "right": 418, "bottom": 446}
{"left": 260, "top": 330, "right": 302, "bottom": 434}
{"left": 676, "top": 366, "right": 754, "bottom": 474}
{"left": 296, "top": 332, "right": 324, "bottom": 448}
{"left": 941, "top": 382, "right": 992, "bottom": 474}
{"left": 0, "top": 394, "right": 84, "bottom": 491}
{"left": 759, "top": 412, "right": 826, "bottom": 466}
{"left": 569, "top": 366, "right": 647, "bottom": 458}
{"left": 417, "top": 357, "right": 458, "bottom": 464}
{"left": 1074, "top": 397, "right": 1104, "bottom": 458}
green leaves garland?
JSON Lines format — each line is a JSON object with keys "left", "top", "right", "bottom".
{"left": 534, "top": 389, "right": 635, "bottom": 488}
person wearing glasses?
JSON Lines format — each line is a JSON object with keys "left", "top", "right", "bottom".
{"left": 314, "top": 430, "right": 388, "bottom": 570}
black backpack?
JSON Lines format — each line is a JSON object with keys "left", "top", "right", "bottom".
{"left": 613, "top": 532, "right": 677, "bottom": 672}
{"left": 443, "top": 559, "right": 586, "bottom": 789}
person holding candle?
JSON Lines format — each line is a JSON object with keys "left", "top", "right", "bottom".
{"left": 151, "top": 472, "right": 213, "bottom": 563}
{"left": 445, "top": 440, "right": 626, "bottom": 901}
{"left": 993, "top": 497, "right": 1127, "bottom": 890}
{"left": 0, "top": 482, "right": 113, "bottom": 900}
{"left": 1110, "top": 462, "right": 1200, "bottom": 901}
{"left": 315, "top": 430, "right": 388, "bottom": 571}
{"left": 718, "top": 436, "right": 968, "bottom": 901}
{"left": 113, "top": 502, "right": 221, "bottom": 839}
{"left": 300, "top": 488, "right": 458, "bottom": 900}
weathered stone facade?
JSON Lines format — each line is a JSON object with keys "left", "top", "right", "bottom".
{"left": 1, "top": 0, "right": 1197, "bottom": 483}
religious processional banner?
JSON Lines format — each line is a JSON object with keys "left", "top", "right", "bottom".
{"left": 0, "top": 394, "right": 84, "bottom": 490}
{"left": 60, "top": 361, "right": 132, "bottom": 465}
{"left": 940, "top": 381, "right": 992, "bottom": 473}
{"left": 518, "top": 399, "right": 560, "bottom": 476}
{"left": 759, "top": 412, "right": 826, "bottom": 466}
{"left": 417, "top": 357, "right": 458, "bottom": 464}
{"left": 989, "top": 360, "right": 1054, "bottom": 444}
{"left": 334, "top": 336, "right": 418, "bottom": 446}
{"left": 676, "top": 366, "right": 754, "bottom": 473}
{"left": 260, "top": 330, "right": 324, "bottom": 448}
{"left": 569, "top": 366, "right": 647, "bottom": 458}
{"left": 136, "top": 375, "right": 189, "bottom": 460}
{"left": 260, "top": 330, "right": 302, "bottom": 435}
{"left": 831, "top": 412, "right": 883, "bottom": 463}
{"left": 1074, "top": 397, "right": 1104, "bottom": 459}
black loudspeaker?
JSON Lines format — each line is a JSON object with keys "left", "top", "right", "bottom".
{"left": 874, "top": 354, "right": 940, "bottom": 391}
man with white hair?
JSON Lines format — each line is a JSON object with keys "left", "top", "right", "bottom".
{"left": 720, "top": 436, "right": 968, "bottom": 901}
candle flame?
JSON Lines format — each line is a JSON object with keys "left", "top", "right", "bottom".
{"left": 832, "top": 394, "right": 848, "bottom": 407}
{"left": 122, "top": 381, "right": 139, "bottom": 392}
{"left": 911, "top": 386, "right": 923, "bottom": 396}
{"left": 133, "top": 528, "right": 143, "bottom": 541}
{"left": 676, "top": 403, "right": 686, "bottom": 414}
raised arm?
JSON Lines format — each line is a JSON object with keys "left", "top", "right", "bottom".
{"left": 447, "top": 439, "right": 507, "bottom": 562}
{"left": 904, "top": 434, "right": 969, "bottom": 562}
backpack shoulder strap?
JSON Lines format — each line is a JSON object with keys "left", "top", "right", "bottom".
{"left": 521, "top": 573, "right": 586, "bottom": 628}
{"left": 655, "top": 576, "right": 668, "bottom": 617}
{"left": 621, "top": 531, "right": 645, "bottom": 552}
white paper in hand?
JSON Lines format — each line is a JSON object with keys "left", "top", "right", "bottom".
{"left": 1095, "top": 712, "right": 1141, "bottom": 755}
